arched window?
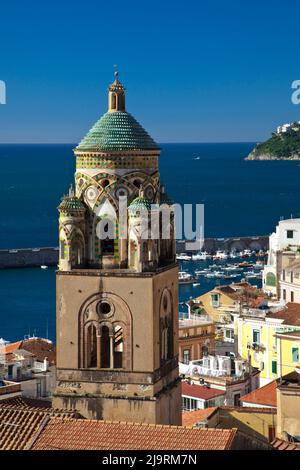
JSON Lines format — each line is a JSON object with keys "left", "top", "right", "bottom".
{"left": 167, "top": 319, "right": 173, "bottom": 359}
{"left": 79, "top": 294, "right": 132, "bottom": 370}
{"left": 160, "top": 290, "right": 173, "bottom": 365}
{"left": 87, "top": 324, "right": 97, "bottom": 368}
{"left": 114, "top": 325, "right": 123, "bottom": 368}
{"left": 111, "top": 93, "right": 117, "bottom": 110}
{"left": 266, "top": 272, "right": 276, "bottom": 287}
{"left": 71, "top": 241, "right": 82, "bottom": 266}
{"left": 202, "top": 345, "right": 209, "bottom": 357}
{"left": 100, "top": 325, "right": 111, "bottom": 368}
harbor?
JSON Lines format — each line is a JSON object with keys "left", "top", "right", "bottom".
{"left": 0, "top": 237, "right": 268, "bottom": 269}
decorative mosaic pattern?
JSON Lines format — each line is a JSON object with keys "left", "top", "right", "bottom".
{"left": 76, "top": 155, "right": 158, "bottom": 170}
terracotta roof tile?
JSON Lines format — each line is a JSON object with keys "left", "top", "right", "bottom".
{"left": 182, "top": 407, "right": 218, "bottom": 426}
{"left": 240, "top": 381, "right": 277, "bottom": 408}
{"left": 267, "top": 302, "right": 300, "bottom": 326}
{"left": 272, "top": 438, "right": 300, "bottom": 450}
{"left": 0, "top": 399, "right": 81, "bottom": 450}
{"left": 0, "top": 407, "right": 48, "bottom": 450}
{"left": 30, "top": 417, "right": 237, "bottom": 450}
{"left": 1, "top": 338, "right": 56, "bottom": 365}
{"left": 0, "top": 396, "right": 52, "bottom": 410}
{"left": 1, "top": 341, "right": 22, "bottom": 354}
{"left": 20, "top": 338, "right": 56, "bottom": 365}
{"left": 182, "top": 382, "right": 225, "bottom": 400}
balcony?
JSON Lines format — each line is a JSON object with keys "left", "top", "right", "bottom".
{"left": 247, "top": 342, "right": 266, "bottom": 353}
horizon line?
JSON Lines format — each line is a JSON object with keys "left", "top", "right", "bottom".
{"left": 0, "top": 141, "right": 258, "bottom": 145}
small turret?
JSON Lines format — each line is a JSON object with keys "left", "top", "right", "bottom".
{"left": 58, "top": 189, "right": 87, "bottom": 271}
{"left": 108, "top": 71, "right": 126, "bottom": 112}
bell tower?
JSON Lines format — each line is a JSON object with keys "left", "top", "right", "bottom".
{"left": 53, "top": 74, "right": 181, "bottom": 425}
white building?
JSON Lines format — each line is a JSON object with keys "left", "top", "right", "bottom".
{"left": 263, "top": 218, "right": 300, "bottom": 297}
{"left": 280, "top": 260, "right": 300, "bottom": 303}
{"left": 180, "top": 355, "right": 260, "bottom": 407}
{"left": 277, "top": 123, "right": 291, "bottom": 134}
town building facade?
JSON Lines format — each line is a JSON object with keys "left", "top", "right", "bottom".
{"left": 178, "top": 315, "right": 215, "bottom": 363}
{"left": 263, "top": 218, "right": 300, "bottom": 297}
{"left": 236, "top": 303, "right": 300, "bottom": 385}
{"left": 180, "top": 354, "right": 260, "bottom": 407}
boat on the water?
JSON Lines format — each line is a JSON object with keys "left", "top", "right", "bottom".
{"left": 213, "top": 250, "right": 228, "bottom": 260}
{"left": 40, "top": 265, "right": 48, "bottom": 270}
{"left": 176, "top": 253, "right": 192, "bottom": 261}
{"left": 178, "top": 271, "right": 195, "bottom": 284}
{"left": 238, "top": 261, "right": 253, "bottom": 268}
{"left": 192, "top": 251, "right": 211, "bottom": 260}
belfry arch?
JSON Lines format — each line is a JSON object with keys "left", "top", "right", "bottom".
{"left": 78, "top": 292, "right": 133, "bottom": 370}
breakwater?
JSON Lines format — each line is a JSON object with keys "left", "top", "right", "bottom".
{"left": 0, "top": 235, "right": 269, "bottom": 269}
{"left": 0, "top": 247, "right": 59, "bottom": 269}
{"left": 176, "top": 235, "right": 269, "bottom": 254}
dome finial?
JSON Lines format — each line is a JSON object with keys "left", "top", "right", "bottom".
{"left": 113, "top": 64, "right": 119, "bottom": 79}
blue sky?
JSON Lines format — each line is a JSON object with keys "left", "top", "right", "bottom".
{"left": 1, "top": 0, "right": 300, "bottom": 143}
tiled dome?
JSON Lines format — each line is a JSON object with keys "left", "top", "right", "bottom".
{"left": 128, "top": 196, "right": 153, "bottom": 212}
{"left": 58, "top": 196, "right": 86, "bottom": 214}
{"left": 76, "top": 111, "right": 159, "bottom": 152}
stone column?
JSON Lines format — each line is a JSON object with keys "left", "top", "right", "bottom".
{"left": 97, "top": 332, "right": 101, "bottom": 369}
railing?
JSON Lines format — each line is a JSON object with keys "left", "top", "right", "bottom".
{"left": 0, "top": 381, "right": 21, "bottom": 395}
{"left": 247, "top": 342, "right": 266, "bottom": 352}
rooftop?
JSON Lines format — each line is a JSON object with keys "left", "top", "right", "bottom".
{"left": 182, "top": 407, "right": 218, "bottom": 426}
{"left": 179, "top": 315, "right": 213, "bottom": 329}
{"left": 182, "top": 381, "right": 225, "bottom": 400}
{"left": 29, "top": 417, "right": 236, "bottom": 451}
{"left": 272, "top": 438, "right": 300, "bottom": 450}
{"left": 183, "top": 406, "right": 276, "bottom": 428}
{"left": 1, "top": 337, "right": 56, "bottom": 365}
{"left": 0, "top": 398, "right": 80, "bottom": 450}
{"left": 240, "top": 380, "right": 277, "bottom": 408}
{"left": 277, "top": 369, "right": 300, "bottom": 390}
{"left": 267, "top": 302, "right": 300, "bottom": 326}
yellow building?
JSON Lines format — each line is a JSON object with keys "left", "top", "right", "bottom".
{"left": 236, "top": 302, "right": 300, "bottom": 386}
{"left": 191, "top": 283, "right": 265, "bottom": 342}
{"left": 274, "top": 330, "right": 300, "bottom": 378}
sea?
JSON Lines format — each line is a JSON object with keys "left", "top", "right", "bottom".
{"left": 1, "top": 142, "right": 300, "bottom": 342}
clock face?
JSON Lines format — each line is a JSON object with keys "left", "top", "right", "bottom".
{"left": 145, "top": 185, "right": 154, "bottom": 200}
{"left": 85, "top": 186, "right": 99, "bottom": 203}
